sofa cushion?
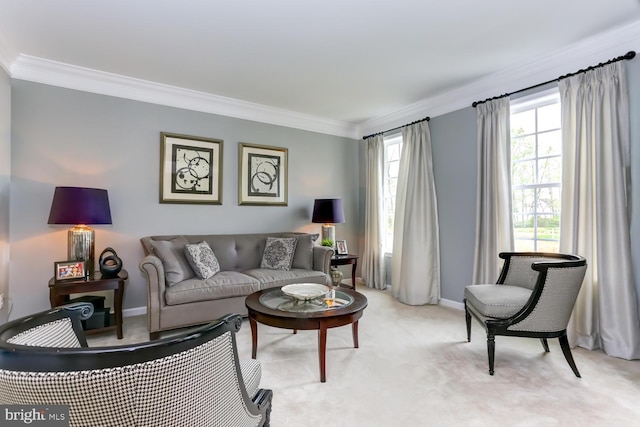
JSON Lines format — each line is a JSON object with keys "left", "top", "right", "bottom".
{"left": 464, "top": 284, "right": 532, "bottom": 319}
{"left": 165, "top": 271, "right": 261, "bottom": 305}
{"left": 150, "top": 237, "right": 195, "bottom": 286}
{"left": 245, "top": 268, "right": 328, "bottom": 289}
{"left": 260, "top": 237, "right": 297, "bottom": 270}
{"left": 285, "top": 233, "right": 318, "bottom": 270}
{"left": 184, "top": 241, "right": 220, "bottom": 279}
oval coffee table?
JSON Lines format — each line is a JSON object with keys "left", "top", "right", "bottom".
{"left": 245, "top": 286, "right": 368, "bottom": 383}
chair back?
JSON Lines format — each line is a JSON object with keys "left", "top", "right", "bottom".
{"left": 502, "top": 253, "right": 587, "bottom": 333}
{"left": 500, "top": 254, "right": 565, "bottom": 290}
{"left": 0, "top": 306, "right": 268, "bottom": 427}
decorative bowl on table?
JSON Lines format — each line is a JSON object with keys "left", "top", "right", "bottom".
{"left": 281, "top": 283, "right": 330, "bottom": 300}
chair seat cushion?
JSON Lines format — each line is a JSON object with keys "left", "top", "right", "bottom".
{"left": 244, "top": 268, "right": 328, "bottom": 289}
{"left": 464, "top": 284, "right": 532, "bottom": 319}
{"left": 165, "top": 272, "right": 260, "bottom": 305}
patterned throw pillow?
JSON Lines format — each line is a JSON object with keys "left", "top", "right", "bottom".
{"left": 184, "top": 241, "right": 220, "bottom": 279}
{"left": 260, "top": 237, "right": 298, "bottom": 270}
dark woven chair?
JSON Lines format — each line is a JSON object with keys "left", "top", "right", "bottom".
{"left": 0, "top": 303, "right": 272, "bottom": 427}
{"left": 464, "top": 252, "right": 587, "bottom": 377}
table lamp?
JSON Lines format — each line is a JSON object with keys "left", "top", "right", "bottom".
{"left": 48, "top": 186, "right": 112, "bottom": 278}
{"left": 312, "top": 198, "right": 345, "bottom": 248}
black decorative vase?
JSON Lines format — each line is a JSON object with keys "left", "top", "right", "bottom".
{"left": 99, "top": 247, "right": 123, "bottom": 278}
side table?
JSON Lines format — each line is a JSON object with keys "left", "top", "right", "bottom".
{"left": 330, "top": 254, "right": 358, "bottom": 289}
{"left": 48, "top": 269, "right": 127, "bottom": 339}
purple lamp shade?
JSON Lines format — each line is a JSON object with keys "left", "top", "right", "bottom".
{"left": 48, "top": 187, "right": 112, "bottom": 225}
{"left": 312, "top": 199, "right": 345, "bottom": 224}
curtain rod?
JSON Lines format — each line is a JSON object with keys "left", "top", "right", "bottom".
{"left": 362, "top": 116, "right": 430, "bottom": 140}
{"left": 472, "top": 50, "right": 636, "bottom": 108}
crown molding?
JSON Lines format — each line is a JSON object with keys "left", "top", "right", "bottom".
{"left": 5, "top": 19, "right": 640, "bottom": 140}
{"left": 9, "top": 55, "right": 359, "bottom": 139}
{"left": 357, "top": 19, "right": 640, "bottom": 138}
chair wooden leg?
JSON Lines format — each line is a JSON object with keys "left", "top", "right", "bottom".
{"left": 558, "top": 334, "right": 581, "bottom": 378}
{"left": 465, "top": 303, "right": 472, "bottom": 342}
{"left": 487, "top": 334, "right": 495, "bottom": 375}
{"left": 540, "top": 338, "right": 550, "bottom": 352}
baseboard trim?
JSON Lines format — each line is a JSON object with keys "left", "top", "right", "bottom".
{"left": 439, "top": 298, "right": 464, "bottom": 311}
{"left": 123, "top": 306, "right": 146, "bottom": 317}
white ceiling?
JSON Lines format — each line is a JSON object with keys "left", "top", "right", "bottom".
{"left": 1, "top": 0, "right": 640, "bottom": 138}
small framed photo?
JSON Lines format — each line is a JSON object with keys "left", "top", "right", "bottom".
{"left": 160, "top": 132, "right": 223, "bottom": 204}
{"left": 336, "top": 240, "right": 348, "bottom": 255}
{"left": 54, "top": 260, "right": 86, "bottom": 282}
{"left": 238, "top": 143, "right": 288, "bottom": 206}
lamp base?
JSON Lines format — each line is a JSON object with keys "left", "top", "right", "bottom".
{"left": 321, "top": 224, "right": 336, "bottom": 248}
{"left": 68, "top": 226, "right": 95, "bottom": 279}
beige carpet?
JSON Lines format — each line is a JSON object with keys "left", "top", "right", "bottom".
{"left": 89, "top": 286, "right": 640, "bottom": 426}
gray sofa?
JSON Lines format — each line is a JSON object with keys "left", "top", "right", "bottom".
{"left": 139, "top": 232, "right": 333, "bottom": 339}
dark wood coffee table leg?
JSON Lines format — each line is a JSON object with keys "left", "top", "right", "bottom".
{"left": 352, "top": 320, "right": 359, "bottom": 348}
{"left": 318, "top": 321, "right": 328, "bottom": 383}
{"left": 249, "top": 316, "right": 258, "bottom": 359}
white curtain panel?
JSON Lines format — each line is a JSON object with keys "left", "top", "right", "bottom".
{"left": 559, "top": 61, "right": 640, "bottom": 360}
{"left": 391, "top": 121, "right": 440, "bottom": 305}
{"left": 472, "top": 98, "right": 514, "bottom": 284}
{"left": 362, "top": 135, "right": 386, "bottom": 290}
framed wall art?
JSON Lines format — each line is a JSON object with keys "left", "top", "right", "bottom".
{"left": 238, "top": 143, "right": 288, "bottom": 206}
{"left": 160, "top": 132, "right": 223, "bottom": 204}
{"left": 54, "top": 260, "right": 86, "bottom": 282}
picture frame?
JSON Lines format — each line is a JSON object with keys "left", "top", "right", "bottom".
{"left": 54, "top": 260, "right": 86, "bottom": 282}
{"left": 336, "top": 240, "right": 348, "bottom": 255}
{"left": 238, "top": 143, "right": 288, "bottom": 206}
{"left": 160, "top": 132, "right": 223, "bottom": 204}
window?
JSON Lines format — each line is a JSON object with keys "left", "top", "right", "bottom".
{"left": 510, "top": 90, "right": 561, "bottom": 252}
{"left": 383, "top": 134, "right": 403, "bottom": 253}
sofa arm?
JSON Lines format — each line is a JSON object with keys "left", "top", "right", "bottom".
{"left": 313, "top": 246, "right": 334, "bottom": 274}
{"left": 139, "top": 255, "right": 167, "bottom": 334}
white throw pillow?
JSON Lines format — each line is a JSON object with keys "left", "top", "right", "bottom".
{"left": 184, "top": 241, "right": 221, "bottom": 279}
{"left": 260, "top": 237, "right": 297, "bottom": 270}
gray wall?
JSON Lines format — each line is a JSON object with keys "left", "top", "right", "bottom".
{"left": 429, "top": 108, "right": 477, "bottom": 302}
{"left": 9, "top": 81, "right": 360, "bottom": 319}
{"left": 0, "top": 68, "right": 10, "bottom": 322}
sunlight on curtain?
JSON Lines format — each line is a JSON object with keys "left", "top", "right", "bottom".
{"left": 473, "top": 98, "right": 514, "bottom": 284}
{"left": 559, "top": 61, "right": 640, "bottom": 360}
{"left": 362, "top": 135, "right": 386, "bottom": 289}
{"left": 391, "top": 122, "right": 440, "bottom": 305}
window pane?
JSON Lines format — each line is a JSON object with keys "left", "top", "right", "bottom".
{"left": 511, "top": 110, "right": 535, "bottom": 136}
{"left": 514, "top": 214, "right": 535, "bottom": 238}
{"left": 512, "top": 160, "right": 535, "bottom": 186}
{"left": 388, "top": 160, "right": 400, "bottom": 178}
{"left": 511, "top": 135, "right": 535, "bottom": 161}
{"left": 538, "top": 103, "right": 561, "bottom": 132}
{"left": 536, "top": 214, "right": 560, "bottom": 241}
{"left": 512, "top": 188, "right": 535, "bottom": 214}
{"left": 387, "top": 144, "right": 400, "bottom": 161}
{"left": 538, "top": 130, "right": 561, "bottom": 156}
{"left": 536, "top": 187, "right": 561, "bottom": 213}
{"left": 537, "top": 157, "right": 561, "bottom": 184}
{"left": 536, "top": 240, "right": 559, "bottom": 253}
{"left": 515, "top": 239, "right": 536, "bottom": 252}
